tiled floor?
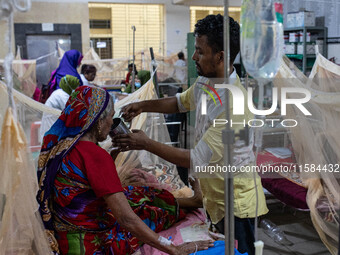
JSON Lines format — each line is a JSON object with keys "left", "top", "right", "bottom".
{"left": 258, "top": 196, "right": 331, "bottom": 255}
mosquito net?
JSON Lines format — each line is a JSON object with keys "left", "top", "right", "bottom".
{"left": 80, "top": 47, "right": 180, "bottom": 86}
{"left": 0, "top": 58, "right": 37, "bottom": 98}
{"left": 0, "top": 106, "right": 52, "bottom": 254}
{"left": 274, "top": 55, "right": 340, "bottom": 254}
{"left": 0, "top": 80, "right": 60, "bottom": 255}
{"left": 99, "top": 76, "right": 191, "bottom": 197}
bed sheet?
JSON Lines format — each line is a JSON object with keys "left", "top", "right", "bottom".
{"left": 257, "top": 151, "right": 308, "bottom": 210}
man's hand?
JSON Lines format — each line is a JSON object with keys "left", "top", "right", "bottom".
{"left": 121, "top": 102, "right": 143, "bottom": 122}
{"left": 189, "top": 177, "right": 203, "bottom": 207}
{"left": 176, "top": 177, "right": 203, "bottom": 209}
{"left": 112, "top": 130, "right": 149, "bottom": 151}
{"left": 109, "top": 147, "right": 121, "bottom": 160}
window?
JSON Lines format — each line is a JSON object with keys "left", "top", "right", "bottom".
{"left": 90, "top": 38, "right": 112, "bottom": 59}
{"left": 89, "top": 20, "right": 111, "bottom": 29}
{"left": 190, "top": 6, "right": 241, "bottom": 32}
{"left": 89, "top": 3, "right": 165, "bottom": 59}
{"left": 27, "top": 35, "right": 71, "bottom": 84}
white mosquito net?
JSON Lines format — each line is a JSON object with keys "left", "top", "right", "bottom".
{"left": 274, "top": 54, "right": 340, "bottom": 254}
{"left": 80, "top": 47, "right": 181, "bottom": 86}
{"left": 0, "top": 58, "right": 37, "bottom": 98}
{"left": 100, "top": 75, "right": 191, "bottom": 197}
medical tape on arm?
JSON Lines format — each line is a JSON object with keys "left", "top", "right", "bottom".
{"left": 158, "top": 236, "right": 172, "bottom": 246}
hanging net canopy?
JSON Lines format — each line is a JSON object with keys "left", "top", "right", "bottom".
{"left": 0, "top": 45, "right": 182, "bottom": 99}
{"left": 80, "top": 47, "right": 180, "bottom": 86}
{"left": 99, "top": 75, "right": 191, "bottom": 197}
{"left": 274, "top": 54, "right": 340, "bottom": 255}
{"left": 0, "top": 58, "right": 37, "bottom": 98}
{"left": 0, "top": 106, "right": 52, "bottom": 254}
{"left": 0, "top": 14, "right": 51, "bottom": 255}
{"left": 0, "top": 81, "right": 60, "bottom": 154}
{"left": 81, "top": 47, "right": 129, "bottom": 86}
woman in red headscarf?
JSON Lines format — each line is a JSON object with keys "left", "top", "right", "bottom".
{"left": 37, "top": 86, "right": 212, "bottom": 255}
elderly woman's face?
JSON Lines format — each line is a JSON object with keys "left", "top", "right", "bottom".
{"left": 98, "top": 106, "right": 115, "bottom": 141}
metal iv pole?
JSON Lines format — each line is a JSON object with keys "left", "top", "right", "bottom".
{"left": 223, "top": 0, "right": 235, "bottom": 254}
{"left": 131, "top": 25, "right": 136, "bottom": 92}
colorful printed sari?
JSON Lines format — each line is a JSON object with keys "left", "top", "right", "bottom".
{"left": 37, "top": 86, "right": 182, "bottom": 254}
{"left": 56, "top": 184, "right": 180, "bottom": 255}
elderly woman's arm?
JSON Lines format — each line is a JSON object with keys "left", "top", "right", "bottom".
{"left": 104, "top": 192, "right": 212, "bottom": 255}
{"left": 104, "top": 192, "right": 179, "bottom": 254}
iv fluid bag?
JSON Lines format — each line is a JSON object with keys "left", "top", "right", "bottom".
{"left": 240, "top": 0, "right": 284, "bottom": 80}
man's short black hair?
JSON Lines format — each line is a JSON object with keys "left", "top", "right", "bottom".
{"left": 177, "top": 52, "right": 184, "bottom": 60}
{"left": 194, "top": 14, "right": 240, "bottom": 64}
{"left": 128, "top": 63, "right": 137, "bottom": 69}
{"left": 81, "top": 64, "right": 97, "bottom": 74}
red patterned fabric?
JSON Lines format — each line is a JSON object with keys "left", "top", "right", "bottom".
{"left": 52, "top": 140, "right": 182, "bottom": 255}
{"left": 55, "top": 186, "right": 183, "bottom": 255}
{"left": 38, "top": 86, "right": 184, "bottom": 254}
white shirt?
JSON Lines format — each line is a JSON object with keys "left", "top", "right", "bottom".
{"left": 80, "top": 74, "right": 90, "bottom": 86}
{"left": 45, "top": 89, "right": 70, "bottom": 111}
{"left": 40, "top": 89, "right": 70, "bottom": 140}
{"left": 173, "top": 59, "right": 187, "bottom": 84}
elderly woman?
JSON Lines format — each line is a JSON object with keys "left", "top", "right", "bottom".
{"left": 37, "top": 86, "right": 212, "bottom": 255}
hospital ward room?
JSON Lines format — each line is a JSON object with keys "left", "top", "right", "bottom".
{"left": 0, "top": 0, "right": 339, "bottom": 254}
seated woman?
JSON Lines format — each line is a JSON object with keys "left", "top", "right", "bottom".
{"left": 124, "top": 75, "right": 142, "bottom": 93}
{"left": 124, "top": 69, "right": 150, "bottom": 93}
{"left": 37, "top": 86, "right": 212, "bottom": 255}
{"left": 80, "top": 64, "right": 97, "bottom": 86}
{"left": 125, "top": 63, "right": 137, "bottom": 85}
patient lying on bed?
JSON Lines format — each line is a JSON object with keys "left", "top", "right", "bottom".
{"left": 111, "top": 154, "right": 203, "bottom": 209}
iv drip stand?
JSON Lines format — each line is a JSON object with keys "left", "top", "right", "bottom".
{"left": 223, "top": 0, "right": 235, "bottom": 254}
{"left": 131, "top": 25, "right": 136, "bottom": 92}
